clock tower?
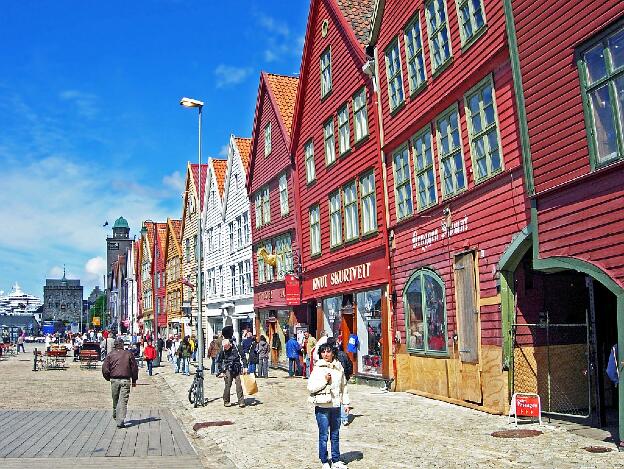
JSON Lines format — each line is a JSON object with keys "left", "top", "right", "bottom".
{"left": 106, "top": 216, "right": 132, "bottom": 282}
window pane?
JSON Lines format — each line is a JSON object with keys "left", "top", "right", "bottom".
{"left": 609, "top": 29, "right": 624, "bottom": 71}
{"left": 617, "top": 76, "right": 624, "bottom": 145}
{"left": 406, "top": 275, "right": 424, "bottom": 350}
{"left": 585, "top": 44, "right": 607, "bottom": 84}
{"left": 590, "top": 84, "right": 619, "bottom": 163}
{"left": 424, "top": 273, "right": 446, "bottom": 352}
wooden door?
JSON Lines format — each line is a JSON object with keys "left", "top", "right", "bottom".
{"left": 341, "top": 312, "right": 356, "bottom": 375}
{"left": 454, "top": 251, "right": 480, "bottom": 363}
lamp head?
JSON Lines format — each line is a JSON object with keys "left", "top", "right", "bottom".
{"left": 180, "top": 97, "right": 204, "bottom": 108}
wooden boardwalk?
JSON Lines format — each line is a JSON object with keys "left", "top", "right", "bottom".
{"left": 0, "top": 409, "right": 201, "bottom": 468}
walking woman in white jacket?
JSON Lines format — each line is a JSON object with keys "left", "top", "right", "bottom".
{"left": 307, "top": 342, "right": 350, "bottom": 469}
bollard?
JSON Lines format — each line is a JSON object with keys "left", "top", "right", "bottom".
{"left": 33, "top": 347, "right": 38, "bottom": 372}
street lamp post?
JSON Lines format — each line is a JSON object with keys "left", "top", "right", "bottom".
{"left": 180, "top": 96, "right": 205, "bottom": 376}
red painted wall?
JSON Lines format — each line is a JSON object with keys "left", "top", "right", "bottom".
{"left": 153, "top": 228, "right": 167, "bottom": 326}
{"left": 292, "top": 0, "right": 388, "bottom": 301}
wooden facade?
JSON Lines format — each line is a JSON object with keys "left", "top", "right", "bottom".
{"left": 164, "top": 218, "right": 183, "bottom": 336}
{"left": 152, "top": 222, "right": 168, "bottom": 334}
{"left": 139, "top": 223, "right": 156, "bottom": 329}
{"left": 247, "top": 72, "right": 304, "bottom": 366}
{"left": 371, "top": 0, "right": 529, "bottom": 409}
{"left": 292, "top": 0, "right": 392, "bottom": 379}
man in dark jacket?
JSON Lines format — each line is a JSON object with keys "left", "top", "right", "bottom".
{"left": 102, "top": 337, "right": 139, "bottom": 428}
{"left": 216, "top": 339, "right": 248, "bottom": 407}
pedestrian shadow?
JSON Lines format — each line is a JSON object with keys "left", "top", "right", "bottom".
{"left": 346, "top": 413, "right": 364, "bottom": 424}
{"left": 125, "top": 416, "right": 161, "bottom": 427}
{"left": 242, "top": 397, "right": 262, "bottom": 406}
{"left": 341, "top": 450, "right": 364, "bottom": 464}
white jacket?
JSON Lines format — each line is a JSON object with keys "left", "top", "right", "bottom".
{"left": 307, "top": 358, "right": 350, "bottom": 408}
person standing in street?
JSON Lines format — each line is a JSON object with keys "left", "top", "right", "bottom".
{"left": 157, "top": 335, "right": 164, "bottom": 361}
{"left": 247, "top": 335, "right": 259, "bottom": 377}
{"left": 307, "top": 342, "right": 350, "bottom": 469}
{"left": 102, "top": 337, "right": 139, "bottom": 429}
{"left": 178, "top": 336, "right": 192, "bottom": 376}
{"left": 207, "top": 336, "right": 220, "bottom": 374}
{"left": 17, "top": 331, "right": 25, "bottom": 353}
{"left": 303, "top": 331, "right": 317, "bottom": 378}
{"left": 257, "top": 335, "right": 270, "bottom": 378}
{"left": 100, "top": 332, "right": 115, "bottom": 360}
{"left": 143, "top": 340, "right": 157, "bottom": 376}
{"left": 286, "top": 334, "right": 301, "bottom": 377}
{"left": 216, "top": 339, "right": 247, "bottom": 407}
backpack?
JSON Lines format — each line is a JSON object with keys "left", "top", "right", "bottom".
{"left": 337, "top": 351, "right": 353, "bottom": 380}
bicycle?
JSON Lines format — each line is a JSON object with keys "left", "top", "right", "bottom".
{"left": 188, "top": 366, "right": 205, "bottom": 407}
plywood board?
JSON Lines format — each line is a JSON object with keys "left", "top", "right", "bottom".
{"left": 459, "top": 362, "right": 482, "bottom": 404}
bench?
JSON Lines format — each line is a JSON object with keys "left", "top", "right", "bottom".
{"left": 45, "top": 348, "right": 68, "bottom": 370}
{"left": 79, "top": 350, "right": 100, "bottom": 369}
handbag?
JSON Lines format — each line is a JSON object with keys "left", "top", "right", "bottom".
{"left": 310, "top": 383, "right": 332, "bottom": 405}
{"left": 241, "top": 373, "right": 258, "bottom": 395}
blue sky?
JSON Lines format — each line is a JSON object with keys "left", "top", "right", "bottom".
{"left": 0, "top": 1, "right": 308, "bottom": 298}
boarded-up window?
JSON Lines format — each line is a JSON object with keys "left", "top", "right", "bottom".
{"left": 454, "top": 251, "right": 479, "bottom": 363}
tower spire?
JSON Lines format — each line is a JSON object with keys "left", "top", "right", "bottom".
{"left": 62, "top": 264, "right": 66, "bottom": 280}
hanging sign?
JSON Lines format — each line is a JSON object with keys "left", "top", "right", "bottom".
{"left": 508, "top": 393, "right": 542, "bottom": 425}
{"left": 284, "top": 274, "right": 300, "bottom": 306}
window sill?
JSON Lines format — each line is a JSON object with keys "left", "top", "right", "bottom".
{"left": 408, "top": 82, "right": 427, "bottom": 99}
{"left": 330, "top": 242, "right": 344, "bottom": 252}
{"left": 431, "top": 57, "right": 453, "bottom": 80}
{"left": 441, "top": 186, "right": 467, "bottom": 202}
{"left": 310, "top": 252, "right": 322, "bottom": 260}
{"left": 361, "top": 229, "right": 379, "bottom": 240}
{"left": 325, "top": 159, "right": 337, "bottom": 170}
{"left": 353, "top": 133, "right": 370, "bottom": 148}
{"left": 460, "top": 26, "right": 488, "bottom": 54}
{"left": 321, "top": 89, "right": 333, "bottom": 102}
{"left": 389, "top": 100, "right": 406, "bottom": 117}
{"left": 407, "top": 349, "right": 449, "bottom": 358}
{"left": 307, "top": 179, "right": 317, "bottom": 187}
{"left": 339, "top": 148, "right": 352, "bottom": 158}
{"left": 473, "top": 168, "right": 504, "bottom": 186}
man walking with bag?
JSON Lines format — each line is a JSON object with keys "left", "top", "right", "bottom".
{"left": 216, "top": 339, "right": 248, "bottom": 407}
{"left": 102, "top": 337, "right": 139, "bottom": 428}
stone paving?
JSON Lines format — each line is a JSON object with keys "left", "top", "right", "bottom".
{"left": 158, "top": 358, "right": 624, "bottom": 469}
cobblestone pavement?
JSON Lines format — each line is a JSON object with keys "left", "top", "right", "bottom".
{"left": 157, "top": 358, "right": 624, "bottom": 469}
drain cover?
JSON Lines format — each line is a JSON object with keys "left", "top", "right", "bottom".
{"left": 583, "top": 446, "right": 613, "bottom": 453}
{"left": 491, "top": 429, "right": 543, "bottom": 438}
{"left": 193, "top": 421, "right": 234, "bottom": 431}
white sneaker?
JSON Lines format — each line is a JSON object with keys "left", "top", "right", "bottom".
{"left": 333, "top": 462, "right": 348, "bottom": 469}
{"left": 321, "top": 463, "right": 331, "bottom": 469}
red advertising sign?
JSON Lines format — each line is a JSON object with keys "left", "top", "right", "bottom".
{"left": 284, "top": 274, "right": 300, "bottom": 306}
{"left": 509, "top": 393, "right": 541, "bottom": 425}
{"left": 157, "top": 314, "right": 168, "bottom": 326}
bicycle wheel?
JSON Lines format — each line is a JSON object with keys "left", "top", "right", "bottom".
{"left": 188, "top": 381, "right": 196, "bottom": 405}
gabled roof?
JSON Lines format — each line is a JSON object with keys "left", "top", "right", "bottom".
{"left": 335, "top": 0, "right": 376, "bottom": 46}
{"left": 141, "top": 222, "right": 156, "bottom": 263}
{"left": 190, "top": 163, "right": 210, "bottom": 212}
{"left": 213, "top": 159, "right": 228, "bottom": 197}
{"left": 164, "top": 218, "right": 183, "bottom": 260}
{"left": 265, "top": 73, "right": 299, "bottom": 136}
{"left": 155, "top": 222, "right": 168, "bottom": 260}
{"left": 234, "top": 137, "right": 252, "bottom": 171}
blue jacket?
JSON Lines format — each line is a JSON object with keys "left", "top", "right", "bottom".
{"left": 286, "top": 338, "right": 301, "bottom": 359}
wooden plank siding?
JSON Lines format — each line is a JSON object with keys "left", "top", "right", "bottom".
{"left": 512, "top": 0, "right": 624, "bottom": 194}
{"left": 291, "top": 0, "right": 388, "bottom": 301}
{"left": 247, "top": 72, "right": 301, "bottom": 308}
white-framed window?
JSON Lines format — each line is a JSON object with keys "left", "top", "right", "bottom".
{"left": 353, "top": 88, "right": 369, "bottom": 142}
{"left": 456, "top": 0, "right": 486, "bottom": 47}
{"left": 324, "top": 118, "right": 336, "bottom": 166}
{"left": 238, "top": 261, "right": 245, "bottom": 295}
{"left": 279, "top": 174, "right": 289, "bottom": 216}
{"left": 275, "top": 233, "right": 293, "bottom": 280}
{"left": 216, "top": 224, "right": 221, "bottom": 251}
{"left": 237, "top": 215, "right": 242, "bottom": 248}
{"left": 305, "top": 140, "right": 316, "bottom": 183}
{"left": 255, "top": 193, "right": 262, "bottom": 228}
{"left": 360, "top": 171, "right": 377, "bottom": 234}
{"left": 245, "top": 260, "right": 252, "bottom": 293}
{"left": 243, "top": 211, "right": 250, "bottom": 243}
{"left": 343, "top": 180, "right": 359, "bottom": 241}
{"left": 207, "top": 268, "right": 214, "bottom": 297}
{"left": 185, "top": 238, "right": 190, "bottom": 260}
{"left": 219, "top": 266, "right": 224, "bottom": 295}
{"left": 229, "top": 222, "right": 234, "bottom": 252}
{"left": 257, "top": 248, "right": 266, "bottom": 284}
{"left": 425, "top": 0, "right": 452, "bottom": 73}
{"left": 194, "top": 234, "right": 198, "bottom": 261}
{"left": 310, "top": 205, "right": 321, "bottom": 256}
{"left": 230, "top": 265, "right": 236, "bottom": 295}
{"left": 412, "top": 126, "right": 438, "bottom": 210}
{"left": 329, "top": 191, "right": 342, "bottom": 247}
{"left": 264, "top": 241, "right": 274, "bottom": 282}
{"left": 264, "top": 122, "right": 272, "bottom": 156}
{"left": 262, "top": 186, "right": 271, "bottom": 224}
{"left": 338, "top": 104, "right": 351, "bottom": 155}
{"left": 404, "top": 13, "right": 427, "bottom": 94}
{"left": 393, "top": 145, "right": 414, "bottom": 219}
{"left": 385, "top": 37, "right": 405, "bottom": 111}
{"left": 436, "top": 105, "right": 466, "bottom": 197}
{"left": 211, "top": 268, "right": 217, "bottom": 294}
{"left": 320, "top": 47, "right": 332, "bottom": 97}
{"left": 207, "top": 227, "right": 213, "bottom": 252}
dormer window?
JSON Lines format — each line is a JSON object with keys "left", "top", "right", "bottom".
{"left": 320, "top": 47, "right": 332, "bottom": 97}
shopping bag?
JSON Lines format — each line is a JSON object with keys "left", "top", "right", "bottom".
{"left": 241, "top": 373, "right": 258, "bottom": 395}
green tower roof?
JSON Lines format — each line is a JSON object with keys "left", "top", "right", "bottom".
{"left": 113, "top": 216, "right": 129, "bottom": 229}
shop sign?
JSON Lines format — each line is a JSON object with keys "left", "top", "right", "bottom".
{"left": 412, "top": 215, "right": 469, "bottom": 251}
{"left": 92, "top": 316, "right": 101, "bottom": 326}
{"left": 312, "top": 262, "right": 372, "bottom": 291}
{"left": 508, "top": 393, "right": 542, "bottom": 425}
{"left": 284, "top": 274, "right": 300, "bottom": 305}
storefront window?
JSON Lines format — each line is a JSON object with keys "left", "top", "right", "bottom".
{"left": 356, "top": 289, "right": 382, "bottom": 375}
{"left": 323, "top": 296, "right": 342, "bottom": 339}
{"left": 404, "top": 269, "right": 447, "bottom": 353}
{"left": 276, "top": 309, "right": 290, "bottom": 366}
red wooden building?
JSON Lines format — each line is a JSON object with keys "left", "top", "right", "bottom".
{"left": 505, "top": 0, "right": 624, "bottom": 436}
{"left": 370, "top": 0, "right": 529, "bottom": 410}
{"left": 152, "top": 222, "right": 168, "bottom": 338}
{"left": 247, "top": 72, "right": 303, "bottom": 367}
{"left": 292, "top": 0, "right": 392, "bottom": 381}
{"left": 133, "top": 239, "right": 142, "bottom": 332}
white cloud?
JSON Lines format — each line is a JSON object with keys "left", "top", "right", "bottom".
{"left": 85, "top": 257, "right": 106, "bottom": 279}
{"left": 255, "top": 12, "right": 303, "bottom": 63}
{"left": 256, "top": 13, "right": 290, "bottom": 37}
{"left": 219, "top": 145, "right": 229, "bottom": 158}
{"left": 48, "top": 266, "right": 65, "bottom": 278}
{"left": 59, "top": 90, "right": 99, "bottom": 119}
{"left": 214, "top": 65, "right": 252, "bottom": 88}
{"left": 163, "top": 170, "right": 185, "bottom": 192}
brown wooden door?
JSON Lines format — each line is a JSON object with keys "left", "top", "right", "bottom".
{"left": 454, "top": 251, "right": 479, "bottom": 364}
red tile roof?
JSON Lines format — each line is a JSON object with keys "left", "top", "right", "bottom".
{"left": 190, "top": 163, "right": 209, "bottom": 212}
{"left": 234, "top": 137, "right": 252, "bottom": 171}
{"left": 212, "top": 159, "right": 228, "bottom": 197}
{"left": 335, "top": 0, "right": 376, "bottom": 46}
{"left": 170, "top": 219, "right": 182, "bottom": 242}
{"left": 145, "top": 222, "right": 156, "bottom": 259}
{"left": 265, "top": 74, "right": 299, "bottom": 136}
{"left": 155, "top": 222, "right": 168, "bottom": 257}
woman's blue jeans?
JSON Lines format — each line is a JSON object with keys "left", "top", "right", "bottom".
{"left": 315, "top": 406, "right": 340, "bottom": 464}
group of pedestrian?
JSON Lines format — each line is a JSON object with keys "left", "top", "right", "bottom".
{"left": 165, "top": 334, "right": 194, "bottom": 376}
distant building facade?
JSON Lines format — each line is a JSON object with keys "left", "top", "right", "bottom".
{"left": 43, "top": 273, "right": 83, "bottom": 322}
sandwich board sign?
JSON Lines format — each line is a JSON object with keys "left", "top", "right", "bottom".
{"left": 508, "top": 393, "right": 542, "bottom": 425}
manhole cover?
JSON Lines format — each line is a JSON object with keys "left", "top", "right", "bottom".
{"left": 491, "top": 429, "right": 543, "bottom": 438}
{"left": 193, "top": 421, "right": 234, "bottom": 431}
{"left": 583, "top": 446, "right": 613, "bottom": 453}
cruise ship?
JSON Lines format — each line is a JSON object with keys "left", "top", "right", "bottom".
{"left": 0, "top": 283, "right": 43, "bottom": 316}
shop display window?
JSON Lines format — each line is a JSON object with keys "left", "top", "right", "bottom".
{"left": 404, "top": 269, "right": 447, "bottom": 354}
{"left": 323, "top": 295, "right": 342, "bottom": 339}
{"left": 356, "top": 289, "right": 383, "bottom": 375}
